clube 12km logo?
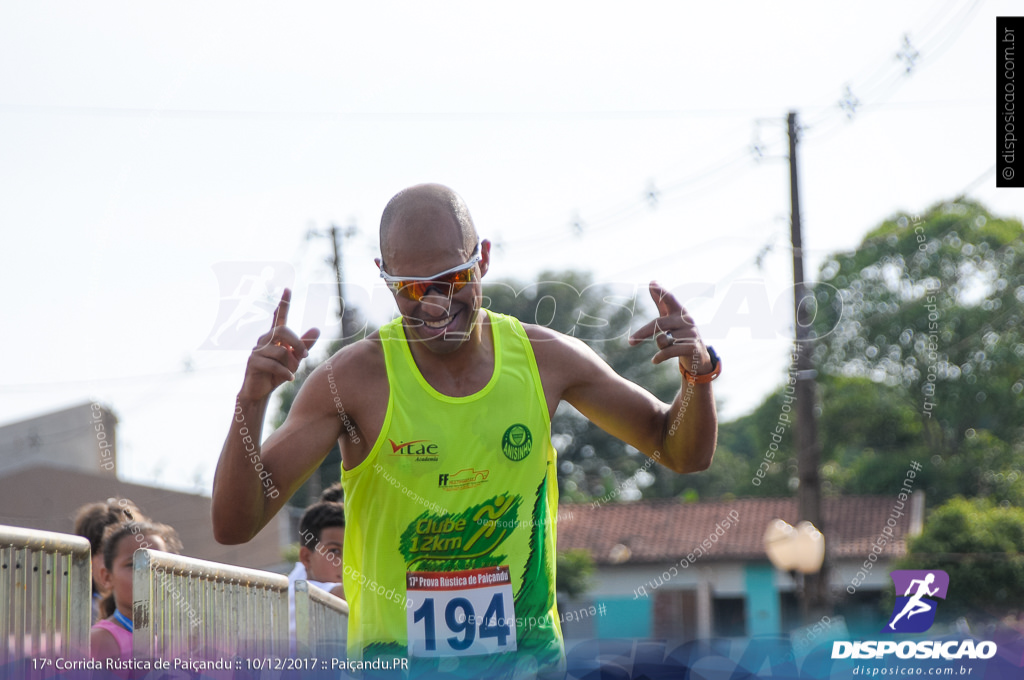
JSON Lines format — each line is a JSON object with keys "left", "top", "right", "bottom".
{"left": 833, "top": 570, "right": 997, "bottom": 661}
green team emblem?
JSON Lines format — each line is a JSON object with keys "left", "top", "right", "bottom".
{"left": 502, "top": 424, "right": 533, "bottom": 461}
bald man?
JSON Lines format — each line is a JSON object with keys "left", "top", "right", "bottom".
{"left": 212, "top": 184, "right": 719, "bottom": 672}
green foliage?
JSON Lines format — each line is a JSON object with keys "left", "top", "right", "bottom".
{"left": 282, "top": 542, "right": 300, "bottom": 565}
{"left": 708, "top": 387, "right": 797, "bottom": 498}
{"left": 816, "top": 376, "right": 932, "bottom": 496}
{"left": 713, "top": 198, "right": 1024, "bottom": 504}
{"left": 556, "top": 549, "right": 595, "bottom": 600}
{"left": 896, "top": 497, "right": 1024, "bottom": 621}
{"left": 813, "top": 200, "right": 1024, "bottom": 443}
{"left": 706, "top": 373, "right": 924, "bottom": 499}
{"left": 665, "top": 444, "right": 751, "bottom": 501}
{"left": 805, "top": 199, "right": 1024, "bottom": 505}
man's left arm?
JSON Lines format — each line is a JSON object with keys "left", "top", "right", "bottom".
{"left": 540, "top": 281, "right": 718, "bottom": 474}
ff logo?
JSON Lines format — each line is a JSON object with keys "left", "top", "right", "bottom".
{"left": 883, "top": 569, "right": 949, "bottom": 633}
{"left": 439, "top": 469, "right": 489, "bottom": 491}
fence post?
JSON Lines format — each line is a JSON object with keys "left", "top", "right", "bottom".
{"left": 0, "top": 525, "right": 91, "bottom": 669}
{"left": 293, "top": 579, "right": 348, "bottom": 658}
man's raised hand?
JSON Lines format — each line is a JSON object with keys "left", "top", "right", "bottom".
{"left": 238, "top": 289, "right": 320, "bottom": 402}
{"left": 628, "top": 281, "right": 712, "bottom": 374}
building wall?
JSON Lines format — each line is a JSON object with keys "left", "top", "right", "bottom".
{"left": 585, "top": 559, "right": 896, "bottom": 640}
{"left": 831, "top": 559, "right": 895, "bottom": 592}
{"left": 0, "top": 465, "right": 286, "bottom": 571}
{"left": 586, "top": 563, "right": 746, "bottom": 640}
{"left": 0, "top": 402, "right": 117, "bottom": 478}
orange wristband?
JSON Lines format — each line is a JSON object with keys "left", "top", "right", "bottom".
{"left": 680, "top": 345, "right": 721, "bottom": 385}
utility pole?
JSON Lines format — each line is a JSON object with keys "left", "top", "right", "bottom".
{"left": 298, "top": 222, "right": 359, "bottom": 505}
{"left": 787, "top": 110, "right": 828, "bottom": 619}
{"left": 329, "top": 224, "right": 352, "bottom": 344}
{"left": 309, "top": 223, "right": 358, "bottom": 345}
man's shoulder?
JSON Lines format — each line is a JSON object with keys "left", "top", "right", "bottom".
{"left": 297, "top": 333, "right": 386, "bottom": 402}
{"left": 322, "top": 332, "right": 385, "bottom": 376}
{"left": 518, "top": 321, "right": 586, "bottom": 354}
{"left": 516, "top": 321, "right": 602, "bottom": 373}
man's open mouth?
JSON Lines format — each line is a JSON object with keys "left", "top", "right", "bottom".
{"left": 424, "top": 315, "right": 454, "bottom": 329}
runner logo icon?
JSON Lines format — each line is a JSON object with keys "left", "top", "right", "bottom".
{"left": 883, "top": 569, "right": 949, "bottom": 634}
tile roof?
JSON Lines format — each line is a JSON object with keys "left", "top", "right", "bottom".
{"left": 556, "top": 496, "right": 921, "bottom": 565}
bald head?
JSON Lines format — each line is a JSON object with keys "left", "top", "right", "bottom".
{"left": 379, "top": 184, "right": 478, "bottom": 268}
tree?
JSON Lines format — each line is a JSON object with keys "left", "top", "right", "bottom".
{"left": 556, "top": 549, "right": 595, "bottom": 602}
{"left": 701, "top": 373, "right": 928, "bottom": 500}
{"left": 895, "top": 496, "right": 1024, "bottom": 622}
{"left": 808, "top": 199, "right": 1024, "bottom": 505}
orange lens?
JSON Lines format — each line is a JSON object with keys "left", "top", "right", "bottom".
{"left": 395, "top": 268, "right": 474, "bottom": 301}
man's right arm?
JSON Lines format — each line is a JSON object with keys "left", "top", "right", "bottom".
{"left": 211, "top": 290, "right": 331, "bottom": 544}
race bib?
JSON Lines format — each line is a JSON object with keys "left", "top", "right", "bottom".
{"left": 406, "top": 565, "right": 517, "bottom": 657}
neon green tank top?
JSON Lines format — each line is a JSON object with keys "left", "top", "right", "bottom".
{"left": 341, "top": 310, "right": 563, "bottom": 669}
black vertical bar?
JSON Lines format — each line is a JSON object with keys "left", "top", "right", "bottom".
{"left": 997, "top": 17, "right": 1022, "bottom": 188}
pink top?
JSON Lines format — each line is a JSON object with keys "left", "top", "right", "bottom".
{"left": 92, "top": 618, "right": 132, "bottom": 663}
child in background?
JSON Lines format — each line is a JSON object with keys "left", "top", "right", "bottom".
{"left": 318, "top": 482, "right": 343, "bottom": 504}
{"left": 287, "top": 483, "right": 343, "bottom": 585}
{"left": 288, "top": 500, "right": 345, "bottom": 651}
{"left": 72, "top": 498, "right": 146, "bottom": 623}
{"left": 90, "top": 520, "right": 183, "bottom": 665}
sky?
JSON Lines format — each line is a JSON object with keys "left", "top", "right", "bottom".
{"left": 1, "top": 0, "right": 1020, "bottom": 495}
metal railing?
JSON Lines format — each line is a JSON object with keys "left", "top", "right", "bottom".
{"left": 0, "top": 525, "right": 92, "bottom": 667}
{"left": 0, "top": 533, "right": 344, "bottom": 664}
{"left": 133, "top": 549, "right": 289, "bottom": 660}
{"left": 293, "top": 579, "right": 348, "bottom": 657}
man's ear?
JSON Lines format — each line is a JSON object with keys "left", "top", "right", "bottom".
{"left": 299, "top": 545, "right": 313, "bottom": 570}
{"left": 478, "top": 239, "right": 491, "bottom": 278}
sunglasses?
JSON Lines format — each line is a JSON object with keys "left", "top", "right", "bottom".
{"left": 379, "top": 243, "right": 482, "bottom": 301}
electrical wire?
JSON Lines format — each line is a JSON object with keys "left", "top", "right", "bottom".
{"left": 528, "top": 0, "right": 984, "bottom": 258}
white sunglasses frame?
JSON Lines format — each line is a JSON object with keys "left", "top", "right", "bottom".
{"left": 378, "top": 242, "right": 482, "bottom": 292}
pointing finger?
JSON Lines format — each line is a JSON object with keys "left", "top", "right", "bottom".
{"left": 649, "top": 281, "right": 682, "bottom": 317}
{"left": 628, "top": 317, "right": 662, "bottom": 345}
{"left": 273, "top": 288, "right": 291, "bottom": 330}
{"left": 300, "top": 328, "right": 320, "bottom": 353}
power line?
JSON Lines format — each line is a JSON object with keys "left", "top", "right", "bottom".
{"left": 603, "top": 221, "right": 782, "bottom": 281}
{"left": 539, "top": 0, "right": 983, "bottom": 255}
{"left": 801, "top": 0, "right": 982, "bottom": 145}
{"left": 0, "top": 364, "right": 239, "bottom": 392}
{"left": 0, "top": 103, "right": 824, "bottom": 122}
{"left": 495, "top": 0, "right": 983, "bottom": 269}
